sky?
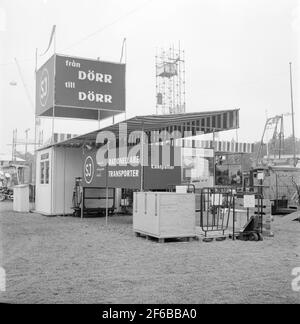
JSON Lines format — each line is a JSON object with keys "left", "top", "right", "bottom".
{"left": 0, "top": 0, "right": 299, "bottom": 155}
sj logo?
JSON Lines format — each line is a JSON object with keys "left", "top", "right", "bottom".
{"left": 40, "top": 68, "right": 49, "bottom": 107}
{"left": 291, "top": 267, "right": 300, "bottom": 292}
{"left": 84, "top": 156, "right": 94, "bottom": 185}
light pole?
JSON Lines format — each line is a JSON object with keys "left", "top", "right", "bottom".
{"left": 25, "top": 128, "right": 30, "bottom": 157}
{"left": 9, "top": 82, "right": 18, "bottom": 162}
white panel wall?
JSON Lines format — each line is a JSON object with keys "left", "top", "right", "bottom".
{"left": 35, "top": 146, "right": 83, "bottom": 215}
{"left": 53, "top": 147, "right": 83, "bottom": 215}
{"left": 35, "top": 148, "right": 52, "bottom": 215}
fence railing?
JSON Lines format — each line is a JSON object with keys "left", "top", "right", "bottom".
{"left": 196, "top": 187, "right": 264, "bottom": 239}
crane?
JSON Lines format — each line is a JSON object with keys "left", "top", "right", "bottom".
{"left": 256, "top": 113, "right": 292, "bottom": 166}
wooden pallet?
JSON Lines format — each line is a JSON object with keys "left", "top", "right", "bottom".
{"left": 202, "top": 236, "right": 227, "bottom": 243}
{"left": 195, "top": 227, "right": 233, "bottom": 242}
{"left": 134, "top": 232, "right": 197, "bottom": 243}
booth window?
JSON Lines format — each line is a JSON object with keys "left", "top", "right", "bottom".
{"left": 45, "top": 161, "right": 49, "bottom": 184}
{"left": 40, "top": 155, "right": 50, "bottom": 184}
{"left": 40, "top": 162, "right": 45, "bottom": 184}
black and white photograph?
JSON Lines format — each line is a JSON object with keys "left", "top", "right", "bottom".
{"left": 0, "top": 0, "right": 300, "bottom": 309}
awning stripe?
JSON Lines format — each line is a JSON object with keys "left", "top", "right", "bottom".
{"left": 39, "top": 109, "right": 240, "bottom": 150}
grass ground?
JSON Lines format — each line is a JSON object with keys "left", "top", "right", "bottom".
{"left": 0, "top": 201, "right": 299, "bottom": 304}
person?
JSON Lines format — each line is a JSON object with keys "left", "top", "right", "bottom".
{"left": 0, "top": 171, "right": 4, "bottom": 188}
{"left": 231, "top": 174, "right": 236, "bottom": 185}
{"left": 236, "top": 171, "right": 241, "bottom": 185}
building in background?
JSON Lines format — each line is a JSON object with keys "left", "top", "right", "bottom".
{"left": 0, "top": 154, "right": 30, "bottom": 187}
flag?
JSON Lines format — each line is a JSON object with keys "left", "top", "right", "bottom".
{"left": 40, "top": 25, "right": 56, "bottom": 56}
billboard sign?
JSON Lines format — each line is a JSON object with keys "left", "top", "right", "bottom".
{"left": 36, "top": 55, "right": 55, "bottom": 116}
{"left": 82, "top": 148, "right": 141, "bottom": 189}
{"left": 82, "top": 144, "right": 181, "bottom": 190}
{"left": 36, "top": 54, "right": 126, "bottom": 120}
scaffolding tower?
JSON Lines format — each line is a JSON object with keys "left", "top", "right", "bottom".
{"left": 10, "top": 129, "right": 43, "bottom": 161}
{"left": 155, "top": 45, "right": 186, "bottom": 115}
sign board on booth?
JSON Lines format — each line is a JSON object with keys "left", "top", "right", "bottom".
{"left": 36, "top": 54, "right": 126, "bottom": 120}
{"left": 82, "top": 144, "right": 182, "bottom": 190}
{"left": 82, "top": 148, "right": 141, "bottom": 189}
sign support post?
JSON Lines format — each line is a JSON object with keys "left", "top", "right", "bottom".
{"left": 140, "top": 123, "right": 145, "bottom": 192}
{"left": 106, "top": 157, "right": 108, "bottom": 226}
{"left": 98, "top": 110, "right": 101, "bottom": 130}
{"left": 105, "top": 185, "right": 108, "bottom": 226}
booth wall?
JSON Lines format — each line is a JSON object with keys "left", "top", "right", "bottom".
{"left": 53, "top": 147, "right": 83, "bottom": 215}
{"left": 35, "top": 148, "right": 53, "bottom": 215}
{"left": 35, "top": 147, "right": 83, "bottom": 215}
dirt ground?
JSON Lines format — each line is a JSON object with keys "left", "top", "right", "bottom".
{"left": 0, "top": 201, "right": 299, "bottom": 304}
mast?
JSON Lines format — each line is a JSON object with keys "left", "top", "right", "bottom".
{"left": 289, "top": 62, "right": 297, "bottom": 167}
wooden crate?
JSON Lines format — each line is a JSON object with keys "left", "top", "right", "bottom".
{"left": 133, "top": 192, "right": 196, "bottom": 239}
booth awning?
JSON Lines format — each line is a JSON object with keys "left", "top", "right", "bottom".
{"left": 39, "top": 109, "right": 239, "bottom": 150}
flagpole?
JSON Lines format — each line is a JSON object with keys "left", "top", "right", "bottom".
{"left": 120, "top": 38, "right": 126, "bottom": 63}
{"left": 123, "top": 38, "right": 127, "bottom": 121}
{"left": 34, "top": 48, "right": 38, "bottom": 153}
{"left": 34, "top": 48, "right": 38, "bottom": 207}
{"left": 289, "top": 62, "right": 297, "bottom": 167}
{"left": 40, "top": 25, "right": 56, "bottom": 57}
{"left": 52, "top": 26, "right": 56, "bottom": 142}
{"left": 54, "top": 26, "right": 57, "bottom": 54}
{"left": 40, "top": 25, "right": 57, "bottom": 142}
{"left": 50, "top": 29, "right": 56, "bottom": 216}
{"left": 38, "top": 24, "right": 56, "bottom": 214}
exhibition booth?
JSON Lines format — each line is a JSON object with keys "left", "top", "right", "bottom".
{"left": 35, "top": 110, "right": 241, "bottom": 216}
